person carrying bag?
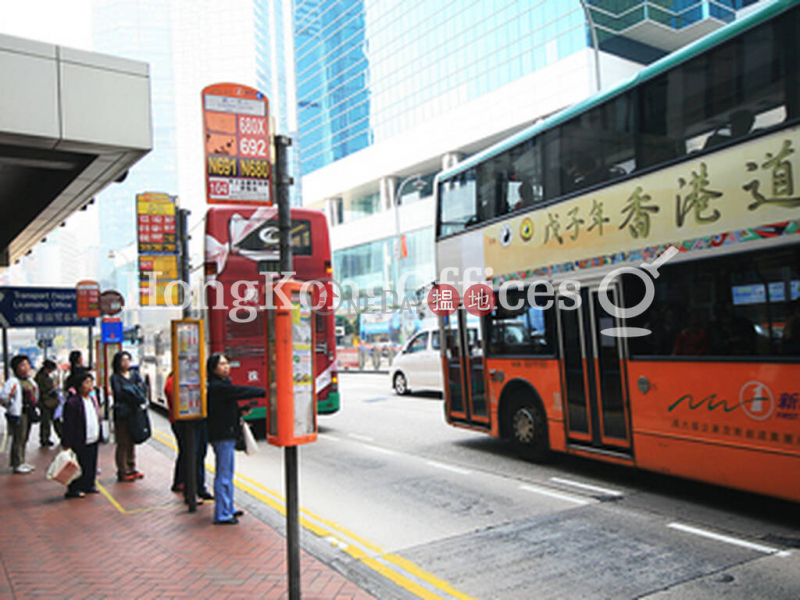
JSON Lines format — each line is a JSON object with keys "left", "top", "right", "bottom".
{"left": 109, "top": 351, "right": 148, "bottom": 482}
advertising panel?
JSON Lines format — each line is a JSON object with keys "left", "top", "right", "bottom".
{"left": 171, "top": 319, "right": 207, "bottom": 420}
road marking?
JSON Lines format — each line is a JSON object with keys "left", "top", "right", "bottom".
{"left": 425, "top": 460, "right": 472, "bottom": 475}
{"left": 549, "top": 477, "right": 623, "bottom": 497}
{"left": 668, "top": 523, "right": 791, "bottom": 556}
{"left": 366, "top": 445, "right": 401, "bottom": 456}
{"left": 318, "top": 433, "right": 341, "bottom": 442}
{"left": 151, "top": 427, "right": 475, "bottom": 599}
{"left": 348, "top": 433, "right": 375, "bottom": 442}
{"left": 519, "top": 484, "right": 591, "bottom": 505}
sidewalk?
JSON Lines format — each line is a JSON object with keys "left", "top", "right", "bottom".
{"left": 0, "top": 431, "right": 375, "bottom": 600}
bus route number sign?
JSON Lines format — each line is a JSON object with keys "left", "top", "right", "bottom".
{"left": 202, "top": 83, "right": 272, "bottom": 206}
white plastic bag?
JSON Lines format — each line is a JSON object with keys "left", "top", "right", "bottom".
{"left": 46, "top": 449, "right": 82, "bottom": 486}
{"left": 242, "top": 420, "right": 259, "bottom": 456}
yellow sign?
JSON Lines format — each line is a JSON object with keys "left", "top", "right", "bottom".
{"left": 483, "top": 126, "right": 800, "bottom": 278}
{"left": 140, "top": 283, "right": 181, "bottom": 307}
{"left": 139, "top": 255, "right": 179, "bottom": 280}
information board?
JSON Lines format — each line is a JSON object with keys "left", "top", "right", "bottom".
{"left": 0, "top": 287, "right": 94, "bottom": 328}
{"left": 202, "top": 83, "right": 272, "bottom": 206}
{"left": 171, "top": 319, "right": 206, "bottom": 420}
{"left": 136, "top": 192, "right": 181, "bottom": 306}
{"left": 291, "top": 294, "right": 315, "bottom": 438}
{"left": 76, "top": 280, "right": 100, "bottom": 318}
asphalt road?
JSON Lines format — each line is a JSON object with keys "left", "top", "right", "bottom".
{"left": 151, "top": 373, "right": 800, "bottom": 600}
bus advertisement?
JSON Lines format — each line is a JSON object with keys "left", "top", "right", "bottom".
{"left": 434, "top": 0, "right": 800, "bottom": 502}
{"left": 205, "top": 205, "right": 340, "bottom": 420}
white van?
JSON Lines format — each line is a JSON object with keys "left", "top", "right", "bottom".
{"left": 390, "top": 328, "right": 443, "bottom": 395}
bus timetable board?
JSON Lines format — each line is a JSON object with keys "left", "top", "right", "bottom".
{"left": 202, "top": 83, "right": 272, "bottom": 206}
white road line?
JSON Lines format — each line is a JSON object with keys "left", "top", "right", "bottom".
{"left": 550, "top": 477, "right": 623, "bottom": 497}
{"left": 347, "top": 433, "right": 375, "bottom": 442}
{"left": 668, "top": 523, "right": 791, "bottom": 556}
{"left": 365, "top": 445, "right": 400, "bottom": 456}
{"left": 519, "top": 484, "right": 591, "bottom": 505}
{"left": 317, "top": 433, "right": 341, "bottom": 442}
{"left": 425, "top": 460, "right": 472, "bottom": 475}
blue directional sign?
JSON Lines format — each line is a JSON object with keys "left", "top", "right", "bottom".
{"left": 101, "top": 319, "right": 123, "bottom": 343}
{"left": 0, "top": 287, "right": 95, "bottom": 329}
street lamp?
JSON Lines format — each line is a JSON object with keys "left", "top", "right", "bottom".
{"left": 578, "top": 0, "right": 602, "bottom": 92}
{"left": 393, "top": 174, "right": 426, "bottom": 298}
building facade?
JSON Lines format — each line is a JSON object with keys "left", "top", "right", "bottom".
{"left": 294, "top": 0, "right": 766, "bottom": 319}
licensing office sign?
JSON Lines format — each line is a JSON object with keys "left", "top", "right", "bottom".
{"left": 0, "top": 287, "right": 94, "bottom": 328}
{"left": 202, "top": 83, "right": 272, "bottom": 206}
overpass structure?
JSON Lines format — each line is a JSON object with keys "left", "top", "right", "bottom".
{"left": 0, "top": 33, "right": 152, "bottom": 268}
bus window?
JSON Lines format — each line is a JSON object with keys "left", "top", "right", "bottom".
{"left": 624, "top": 244, "right": 800, "bottom": 359}
{"left": 485, "top": 289, "right": 555, "bottom": 356}
{"left": 438, "top": 169, "right": 478, "bottom": 236}
{"left": 478, "top": 152, "right": 511, "bottom": 221}
{"left": 507, "top": 139, "right": 544, "bottom": 211}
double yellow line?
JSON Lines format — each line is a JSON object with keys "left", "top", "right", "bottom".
{"left": 150, "top": 428, "right": 473, "bottom": 600}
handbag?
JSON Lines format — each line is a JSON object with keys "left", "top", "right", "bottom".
{"left": 46, "top": 449, "right": 82, "bottom": 486}
{"left": 23, "top": 390, "right": 41, "bottom": 424}
{"left": 127, "top": 406, "right": 152, "bottom": 445}
{"left": 242, "top": 419, "right": 259, "bottom": 456}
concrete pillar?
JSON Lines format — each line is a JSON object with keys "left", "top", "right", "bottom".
{"left": 380, "top": 176, "right": 397, "bottom": 210}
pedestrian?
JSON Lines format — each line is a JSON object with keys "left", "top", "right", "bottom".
{"left": 64, "top": 350, "right": 87, "bottom": 394}
{"left": 109, "top": 351, "right": 146, "bottom": 482}
{"left": 164, "top": 372, "right": 213, "bottom": 504}
{"left": 35, "top": 359, "right": 61, "bottom": 446}
{"left": 0, "top": 355, "right": 39, "bottom": 473}
{"left": 61, "top": 371, "right": 102, "bottom": 498}
{"left": 206, "top": 353, "right": 264, "bottom": 525}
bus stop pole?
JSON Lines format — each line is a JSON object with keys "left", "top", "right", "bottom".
{"left": 276, "top": 134, "right": 300, "bottom": 600}
{"left": 88, "top": 326, "right": 94, "bottom": 369}
{"left": 2, "top": 327, "right": 8, "bottom": 380}
{"left": 178, "top": 206, "right": 198, "bottom": 513}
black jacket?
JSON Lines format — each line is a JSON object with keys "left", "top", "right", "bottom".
{"left": 110, "top": 372, "right": 147, "bottom": 421}
{"left": 62, "top": 393, "right": 101, "bottom": 450}
{"left": 207, "top": 376, "right": 265, "bottom": 442}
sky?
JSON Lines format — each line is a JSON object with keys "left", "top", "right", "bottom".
{"left": 0, "top": 0, "right": 92, "bottom": 50}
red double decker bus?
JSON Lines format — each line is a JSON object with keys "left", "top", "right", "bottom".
{"left": 204, "top": 205, "right": 340, "bottom": 422}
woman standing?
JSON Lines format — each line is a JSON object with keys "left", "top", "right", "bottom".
{"left": 110, "top": 352, "right": 146, "bottom": 482}
{"left": 64, "top": 350, "right": 87, "bottom": 394}
{"left": 206, "top": 353, "right": 264, "bottom": 525}
{"left": 62, "top": 372, "right": 102, "bottom": 498}
{"left": 1, "top": 355, "right": 39, "bottom": 474}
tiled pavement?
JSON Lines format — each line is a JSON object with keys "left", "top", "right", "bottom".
{"left": 0, "top": 434, "right": 375, "bottom": 600}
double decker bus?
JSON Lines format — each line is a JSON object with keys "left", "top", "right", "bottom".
{"left": 205, "top": 205, "right": 340, "bottom": 421}
{"left": 434, "top": 0, "right": 800, "bottom": 503}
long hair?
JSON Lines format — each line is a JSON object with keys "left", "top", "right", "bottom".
{"left": 68, "top": 350, "right": 82, "bottom": 370}
{"left": 112, "top": 351, "right": 132, "bottom": 375}
{"left": 207, "top": 352, "right": 225, "bottom": 379}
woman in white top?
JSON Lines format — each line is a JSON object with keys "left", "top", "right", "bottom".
{"left": 0, "top": 354, "right": 39, "bottom": 474}
{"left": 62, "top": 372, "right": 102, "bottom": 499}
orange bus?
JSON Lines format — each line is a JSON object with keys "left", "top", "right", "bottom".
{"left": 434, "top": 0, "right": 800, "bottom": 503}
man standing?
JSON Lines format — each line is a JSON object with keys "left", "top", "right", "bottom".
{"left": 1, "top": 355, "right": 39, "bottom": 473}
{"left": 35, "top": 360, "right": 60, "bottom": 446}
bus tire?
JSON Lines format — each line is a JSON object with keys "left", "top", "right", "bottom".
{"left": 505, "top": 395, "right": 550, "bottom": 462}
{"left": 393, "top": 372, "right": 409, "bottom": 396}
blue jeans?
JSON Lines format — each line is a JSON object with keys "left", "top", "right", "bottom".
{"left": 211, "top": 440, "right": 236, "bottom": 522}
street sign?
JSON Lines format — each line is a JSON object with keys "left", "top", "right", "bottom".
{"left": 137, "top": 193, "right": 178, "bottom": 254}
{"left": 99, "top": 290, "right": 125, "bottom": 316}
{"left": 76, "top": 280, "right": 101, "bottom": 318}
{"left": 101, "top": 318, "right": 123, "bottom": 343}
{"left": 136, "top": 192, "right": 181, "bottom": 307}
{"left": 35, "top": 327, "right": 56, "bottom": 341}
{"left": 202, "top": 83, "right": 272, "bottom": 206}
{"left": 0, "top": 287, "right": 94, "bottom": 329}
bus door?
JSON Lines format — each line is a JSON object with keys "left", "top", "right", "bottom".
{"left": 559, "top": 282, "right": 631, "bottom": 452}
{"left": 443, "top": 308, "right": 489, "bottom": 428}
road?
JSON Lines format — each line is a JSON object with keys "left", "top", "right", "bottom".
{"left": 151, "top": 373, "right": 800, "bottom": 600}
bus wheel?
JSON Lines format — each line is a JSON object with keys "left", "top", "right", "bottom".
{"left": 507, "top": 398, "right": 549, "bottom": 462}
{"left": 393, "top": 372, "right": 409, "bottom": 396}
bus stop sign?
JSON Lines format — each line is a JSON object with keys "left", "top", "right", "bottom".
{"left": 101, "top": 319, "right": 123, "bottom": 343}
